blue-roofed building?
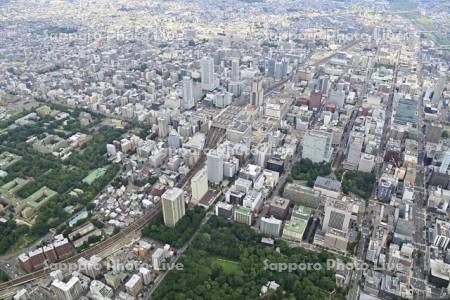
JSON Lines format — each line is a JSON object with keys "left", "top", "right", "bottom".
{"left": 314, "top": 176, "right": 342, "bottom": 198}
{"left": 393, "top": 98, "right": 417, "bottom": 126}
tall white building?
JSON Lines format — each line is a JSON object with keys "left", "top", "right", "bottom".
{"left": 231, "top": 59, "right": 240, "bottom": 82}
{"left": 255, "top": 143, "right": 271, "bottom": 167}
{"left": 274, "top": 61, "right": 284, "bottom": 80}
{"left": 302, "top": 130, "right": 333, "bottom": 163}
{"left": 191, "top": 167, "right": 208, "bottom": 204}
{"left": 152, "top": 248, "right": 165, "bottom": 271}
{"left": 251, "top": 77, "right": 264, "bottom": 107}
{"left": 161, "top": 187, "right": 186, "bottom": 227}
{"left": 158, "top": 116, "right": 169, "bottom": 138}
{"left": 201, "top": 56, "right": 215, "bottom": 91}
{"left": 181, "top": 76, "right": 195, "bottom": 110}
{"left": 214, "top": 91, "right": 232, "bottom": 108}
{"left": 51, "top": 277, "right": 83, "bottom": 300}
{"left": 260, "top": 216, "right": 282, "bottom": 237}
{"left": 345, "top": 132, "right": 364, "bottom": 170}
{"left": 228, "top": 81, "right": 242, "bottom": 97}
{"left": 207, "top": 149, "right": 224, "bottom": 184}
{"left": 125, "top": 274, "right": 143, "bottom": 297}
{"left": 139, "top": 267, "right": 153, "bottom": 285}
{"left": 106, "top": 144, "right": 116, "bottom": 157}
{"left": 432, "top": 74, "right": 447, "bottom": 104}
{"left": 372, "top": 26, "right": 381, "bottom": 43}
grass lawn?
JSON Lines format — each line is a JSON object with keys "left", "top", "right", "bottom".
{"left": 212, "top": 257, "right": 240, "bottom": 274}
{"left": 82, "top": 167, "right": 108, "bottom": 185}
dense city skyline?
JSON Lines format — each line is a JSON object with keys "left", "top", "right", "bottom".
{"left": 0, "top": 0, "right": 449, "bottom": 299}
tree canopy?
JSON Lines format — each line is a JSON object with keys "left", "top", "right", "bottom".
{"left": 142, "top": 207, "right": 205, "bottom": 248}
{"left": 291, "top": 158, "right": 331, "bottom": 187}
{"left": 153, "top": 216, "right": 347, "bottom": 300}
{"left": 335, "top": 169, "right": 375, "bottom": 200}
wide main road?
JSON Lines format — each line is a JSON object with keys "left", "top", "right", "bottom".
{"left": 346, "top": 40, "right": 401, "bottom": 300}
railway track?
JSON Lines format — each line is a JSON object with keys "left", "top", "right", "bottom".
{"left": 0, "top": 205, "right": 161, "bottom": 295}
{"left": 0, "top": 126, "right": 226, "bottom": 297}
{"left": 0, "top": 39, "right": 356, "bottom": 297}
{"left": 177, "top": 127, "right": 225, "bottom": 189}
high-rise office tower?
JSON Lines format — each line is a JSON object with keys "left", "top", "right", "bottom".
{"left": 228, "top": 81, "right": 242, "bottom": 97}
{"left": 231, "top": 59, "right": 240, "bottom": 82}
{"left": 251, "top": 77, "right": 264, "bottom": 107}
{"left": 372, "top": 26, "right": 381, "bottom": 43}
{"left": 207, "top": 149, "right": 224, "bottom": 184}
{"left": 266, "top": 59, "right": 276, "bottom": 78}
{"left": 191, "top": 167, "right": 208, "bottom": 204}
{"left": 345, "top": 132, "right": 364, "bottom": 170}
{"left": 274, "top": 61, "right": 283, "bottom": 80}
{"left": 318, "top": 76, "right": 331, "bottom": 95}
{"left": 181, "top": 76, "right": 194, "bottom": 110}
{"left": 158, "top": 116, "right": 169, "bottom": 138}
{"left": 125, "top": 274, "right": 143, "bottom": 297}
{"left": 201, "top": 56, "right": 215, "bottom": 91}
{"left": 302, "top": 130, "right": 333, "bottom": 163}
{"left": 432, "top": 74, "right": 447, "bottom": 104}
{"left": 161, "top": 187, "right": 186, "bottom": 227}
{"left": 309, "top": 90, "right": 322, "bottom": 110}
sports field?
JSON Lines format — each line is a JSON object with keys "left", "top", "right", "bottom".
{"left": 82, "top": 167, "right": 108, "bottom": 185}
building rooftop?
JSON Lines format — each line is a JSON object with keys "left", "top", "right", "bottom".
{"left": 314, "top": 176, "right": 341, "bottom": 192}
{"left": 270, "top": 197, "right": 290, "bottom": 210}
{"left": 125, "top": 274, "right": 141, "bottom": 288}
{"left": 235, "top": 206, "right": 252, "bottom": 215}
{"left": 291, "top": 205, "right": 313, "bottom": 221}
{"left": 52, "top": 276, "right": 80, "bottom": 292}
{"left": 162, "top": 187, "right": 183, "bottom": 201}
{"left": 261, "top": 216, "right": 282, "bottom": 226}
{"left": 283, "top": 219, "right": 307, "bottom": 234}
{"left": 430, "top": 259, "right": 450, "bottom": 281}
{"left": 394, "top": 98, "right": 417, "bottom": 126}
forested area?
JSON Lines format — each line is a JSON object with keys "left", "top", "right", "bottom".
{"left": 0, "top": 269, "right": 8, "bottom": 283}
{"left": 0, "top": 105, "right": 123, "bottom": 254}
{"left": 142, "top": 207, "right": 205, "bottom": 248}
{"left": 0, "top": 220, "right": 29, "bottom": 254}
{"left": 335, "top": 169, "right": 376, "bottom": 200}
{"left": 291, "top": 158, "right": 332, "bottom": 187}
{"left": 153, "top": 216, "right": 348, "bottom": 300}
